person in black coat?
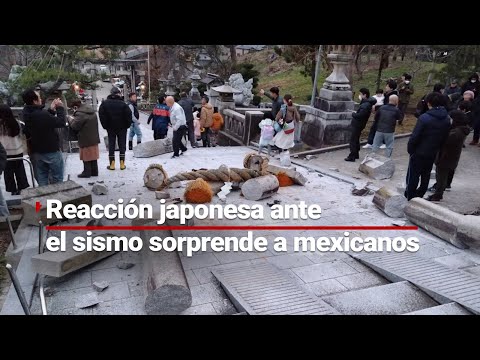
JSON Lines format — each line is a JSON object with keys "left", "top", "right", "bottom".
{"left": 405, "top": 92, "right": 451, "bottom": 200}
{"left": 461, "top": 73, "right": 480, "bottom": 97}
{"left": 99, "top": 87, "right": 132, "bottom": 170}
{"left": 345, "top": 88, "right": 376, "bottom": 161}
{"left": 178, "top": 92, "right": 196, "bottom": 147}
{"left": 414, "top": 83, "right": 452, "bottom": 118}
{"left": 22, "top": 89, "right": 66, "bottom": 186}
{"left": 427, "top": 109, "right": 470, "bottom": 201}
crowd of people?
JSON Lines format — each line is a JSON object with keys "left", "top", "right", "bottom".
{"left": 0, "top": 72, "right": 479, "bottom": 207}
{"left": 346, "top": 72, "right": 480, "bottom": 202}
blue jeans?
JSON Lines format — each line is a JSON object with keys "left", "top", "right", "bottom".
{"left": 372, "top": 132, "right": 395, "bottom": 157}
{"left": 129, "top": 122, "right": 142, "bottom": 142}
{"left": 31, "top": 152, "right": 64, "bottom": 186}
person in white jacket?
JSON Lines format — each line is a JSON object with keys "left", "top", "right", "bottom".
{"left": 0, "top": 105, "right": 29, "bottom": 195}
{"left": 166, "top": 96, "right": 188, "bottom": 158}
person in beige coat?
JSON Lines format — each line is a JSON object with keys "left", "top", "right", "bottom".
{"left": 199, "top": 96, "right": 214, "bottom": 147}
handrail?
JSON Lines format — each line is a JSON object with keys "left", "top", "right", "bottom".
{"left": 5, "top": 264, "right": 31, "bottom": 315}
{"left": 6, "top": 156, "right": 36, "bottom": 188}
{"left": 38, "top": 220, "right": 47, "bottom": 315}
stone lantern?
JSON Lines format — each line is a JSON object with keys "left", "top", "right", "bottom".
{"left": 159, "top": 70, "right": 176, "bottom": 96}
{"left": 189, "top": 68, "right": 202, "bottom": 104}
{"left": 301, "top": 45, "right": 355, "bottom": 148}
{"left": 211, "top": 82, "right": 242, "bottom": 114}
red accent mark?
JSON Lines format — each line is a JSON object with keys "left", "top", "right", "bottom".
{"left": 35, "top": 202, "right": 42, "bottom": 213}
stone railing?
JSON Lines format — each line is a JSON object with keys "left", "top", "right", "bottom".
{"left": 221, "top": 108, "right": 265, "bottom": 146}
{"left": 222, "top": 109, "right": 246, "bottom": 143}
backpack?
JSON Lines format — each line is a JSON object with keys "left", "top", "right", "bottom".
{"left": 262, "top": 123, "right": 275, "bottom": 141}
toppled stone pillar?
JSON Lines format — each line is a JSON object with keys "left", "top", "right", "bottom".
{"left": 241, "top": 175, "right": 279, "bottom": 200}
{"left": 359, "top": 153, "right": 395, "bottom": 180}
{"left": 266, "top": 164, "right": 307, "bottom": 186}
{"left": 404, "top": 198, "right": 480, "bottom": 251}
{"left": 22, "top": 180, "right": 92, "bottom": 225}
{"left": 140, "top": 229, "right": 192, "bottom": 315}
{"left": 133, "top": 138, "right": 173, "bottom": 158}
{"left": 373, "top": 186, "right": 407, "bottom": 218}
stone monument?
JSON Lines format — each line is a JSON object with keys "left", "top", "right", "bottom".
{"left": 228, "top": 73, "right": 254, "bottom": 107}
{"left": 159, "top": 70, "right": 176, "bottom": 96}
{"left": 189, "top": 68, "right": 202, "bottom": 104}
{"left": 301, "top": 45, "right": 355, "bottom": 147}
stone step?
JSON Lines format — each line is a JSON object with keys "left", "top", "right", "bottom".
{"left": 351, "top": 251, "right": 480, "bottom": 314}
{"left": 21, "top": 180, "right": 92, "bottom": 226}
{"left": 322, "top": 281, "right": 439, "bottom": 315}
{"left": 404, "top": 303, "right": 472, "bottom": 315}
{"left": 212, "top": 263, "right": 339, "bottom": 315}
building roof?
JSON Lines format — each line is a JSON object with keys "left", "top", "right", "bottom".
{"left": 122, "top": 47, "right": 148, "bottom": 59}
{"left": 235, "top": 45, "right": 266, "bottom": 51}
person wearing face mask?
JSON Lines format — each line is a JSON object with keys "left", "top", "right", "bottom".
{"left": 68, "top": 99, "right": 100, "bottom": 178}
{"left": 345, "top": 88, "right": 376, "bottom": 162}
{"left": 397, "top": 74, "right": 414, "bottom": 126}
{"left": 461, "top": 73, "right": 480, "bottom": 97}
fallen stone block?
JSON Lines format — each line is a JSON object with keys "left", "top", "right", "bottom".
{"left": 22, "top": 180, "right": 92, "bottom": 225}
{"left": 242, "top": 175, "right": 279, "bottom": 201}
{"left": 305, "top": 155, "right": 317, "bottom": 160}
{"left": 92, "top": 183, "right": 108, "bottom": 195}
{"left": 31, "top": 231, "right": 117, "bottom": 277}
{"left": 155, "top": 191, "right": 170, "bottom": 200}
{"left": 103, "top": 135, "right": 119, "bottom": 151}
{"left": 141, "top": 228, "right": 192, "bottom": 315}
{"left": 373, "top": 186, "right": 408, "bottom": 218}
{"left": 75, "top": 293, "right": 100, "bottom": 309}
{"left": 266, "top": 164, "right": 307, "bottom": 186}
{"left": 134, "top": 138, "right": 173, "bottom": 158}
{"left": 359, "top": 153, "right": 395, "bottom": 180}
{"left": 93, "top": 281, "right": 109, "bottom": 292}
{"left": 404, "top": 198, "right": 479, "bottom": 251}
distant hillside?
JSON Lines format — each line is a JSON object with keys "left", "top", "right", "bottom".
{"left": 239, "top": 49, "right": 445, "bottom": 106}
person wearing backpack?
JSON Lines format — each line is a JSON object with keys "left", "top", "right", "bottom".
{"left": 258, "top": 111, "right": 275, "bottom": 156}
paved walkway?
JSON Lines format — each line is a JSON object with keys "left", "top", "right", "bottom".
{"left": 25, "top": 127, "right": 480, "bottom": 314}
{"left": 9, "top": 81, "right": 480, "bottom": 315}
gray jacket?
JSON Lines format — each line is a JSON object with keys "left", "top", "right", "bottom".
{"left": 178, "top": 97, "right": 195, "bottom": 123}
{"left": 375, "top": 104, "right": 401, "bottom": 133}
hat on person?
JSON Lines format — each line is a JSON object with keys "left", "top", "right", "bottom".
{"left": 110, "top": 87, "right": 121, "bottom": 95}
{"left": 464, "top": 90, "right": 475, "bottom": 99}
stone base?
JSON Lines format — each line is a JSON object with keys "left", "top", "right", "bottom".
{"left": 319, "top": 88, "right": 353, "bottom": 101}
{"left": 301, "top": 106, "right": 352, "bottom": 147}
